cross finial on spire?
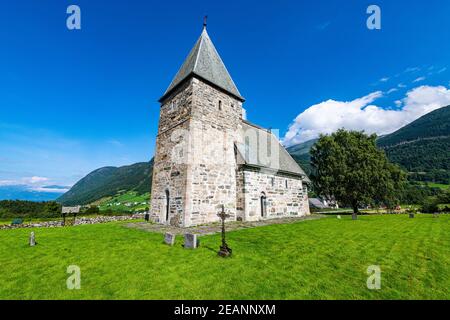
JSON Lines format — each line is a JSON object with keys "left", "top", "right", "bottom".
{"left": 203, "top": 15, "right": 208, "bottom": 29}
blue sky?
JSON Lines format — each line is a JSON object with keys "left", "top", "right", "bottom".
{"left": 0, "top": 0, "right": 449, "bottom": 189}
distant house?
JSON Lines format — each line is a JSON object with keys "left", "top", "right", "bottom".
{"left": 309, "top": 198, "right": 339, "bottom": 209}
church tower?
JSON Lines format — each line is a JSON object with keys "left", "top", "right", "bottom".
{"left": 151, "top": 25, "right": 245, "bottom": 227}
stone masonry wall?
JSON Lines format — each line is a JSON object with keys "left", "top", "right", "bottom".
{"left": 150, "top": 80, "right": 194, "bottom": 226}
{"left": 184, "top": 78, "right": 243, "bottom": 226}
{"left": 241, "top": 168, "right": 309, "bottom": 222}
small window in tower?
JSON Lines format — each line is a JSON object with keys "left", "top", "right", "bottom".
{"left": 285, "top": 179, "right": 288, "bottom": 188}
{"left": 271, "top": 177, "right": 275, "bottom": 187}
{"left": 218, "top": 100, "right": 222, "bottom": 111}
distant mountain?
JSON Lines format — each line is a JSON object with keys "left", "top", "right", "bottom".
{"left": 57, "top": 160, "right": 153, "bottom": 205}
{"left": 0, "top": 185, "right": 66, "bottom": 202}
{"left": 378, "top": 106, "right": 450, "bottom": 146}
{"left": 377, "top": 105, "right": 450, "bottom": 183}
{"left": 286, "top": 139, "right": 317, "bottom": 175}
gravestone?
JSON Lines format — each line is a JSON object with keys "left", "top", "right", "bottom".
{"left": 12, "top": 218, "right": 23, "bottom": 225}
{"left": 184, "top": 233, "right": 199, "bottom": 249}
{"left": 144, "top": 213, "right": 150, "bottom": 222}
{"left": 409, "top": 213, "right": 415, "bottom": 218}
{"left": 337, "top": 215, "right": 341, "bottom": 219}
{"left": 164, "top": 232, "right": 175, "bottom": 246}
{"left": 217, "top": 205, "right": 232, "bottom": 257}
{"left": 29, "top": 232, "right": 36, "bottom": 246}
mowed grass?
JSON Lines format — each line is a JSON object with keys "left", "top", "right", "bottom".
{"left": 0, "top": 215, "right": 449, "bottom": 300}
{"left": 420, "top": 182, "right": 450, "bottom": 190}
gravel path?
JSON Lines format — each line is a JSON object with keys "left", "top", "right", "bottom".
{"left": 125, "top": 214, "right": 325, "bottom": 236}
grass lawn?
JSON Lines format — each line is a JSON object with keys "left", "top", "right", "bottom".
{"left": 0, "top": 214, "right": 449, "bottom": 299}
{"left": 421, "top": 182, "right": 450, "bottom": 190}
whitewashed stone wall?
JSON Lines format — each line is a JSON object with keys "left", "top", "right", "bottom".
{"left": 238, "top": 168, "right": 310, "bottom": 222}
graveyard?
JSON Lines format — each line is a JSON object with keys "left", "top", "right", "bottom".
{"left": 0, "top": 214, "right": 449, "bottom": 299}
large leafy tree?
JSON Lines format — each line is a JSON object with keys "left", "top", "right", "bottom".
{"left": 310, "top": 129, "right": 406, "bottom": 219}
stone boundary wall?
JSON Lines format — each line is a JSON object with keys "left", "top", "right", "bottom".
{"left": 0, "top": 215, "right": 143, "bottom": 230}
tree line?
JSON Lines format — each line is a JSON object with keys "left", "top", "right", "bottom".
{"left": 0, "top": 200, "right": 61, "bottom": 219}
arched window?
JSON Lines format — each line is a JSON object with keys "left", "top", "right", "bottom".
{"left": 218, "top": 100, "right": 222, "bottom": 111}
{"left": 260, "top": 192, "right": 267, "bottom": 218}
{"left": 165, "top": 189, "right": 170, "bottom": 222}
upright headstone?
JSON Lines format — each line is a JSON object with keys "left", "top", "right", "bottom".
{"left": 29, "top": 232, "right": 36, "bottom": 246}
{"left": 337, "top": 215, "right": 341, "bottom": 219}
{"left": 164, "top": 232, "right": 175, "bottom": 246}
{"left": 409, "top": 213, "right": 415, "bottom": 218}
{"left": 184, "top": 233, "right": 199, "bottom": 249}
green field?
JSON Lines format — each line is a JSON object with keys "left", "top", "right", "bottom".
{"left": 0, "top": 214, "right": 449, "bottom": 299}
{"left": 95, "top": 191, "right": 150, "bottom": 213}
{"left": 426, "top": 183, "right": 450, "bottom": 190}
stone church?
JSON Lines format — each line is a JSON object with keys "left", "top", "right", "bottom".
{"left": 150, "top": 25, "right": 310, "bottom": 227}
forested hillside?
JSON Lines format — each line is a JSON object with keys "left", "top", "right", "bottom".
{"left": 58, "top": 160, "right": 153, "bottom": 205}
{"left": 377, "top": 106, "right": 450, "bottom": 183}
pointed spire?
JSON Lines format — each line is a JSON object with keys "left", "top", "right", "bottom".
{"left": 160, "top": 24, "right": 244, "bottom": 102}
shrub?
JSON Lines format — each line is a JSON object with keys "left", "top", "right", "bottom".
{"left": 420, "top": 199, "right": 439, "bottom": 213}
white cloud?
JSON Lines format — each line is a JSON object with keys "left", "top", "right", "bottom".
{"left": 437, "top": 67, "right": 447, "bottom": 74}
{"left": 398, "top": 83, "right": 407, "bottom": 88}
{"left": 25, "top": 176, "right": 49, "bottom": 184}
{"left": 387, "top": 88, "right": 398, "bottom": 94}
{"left": 380, "top": 77, "right": 390, "bottom": 82}
{"left": 107, "top": 139, "right": 124, "bottom": 147}
{"left": 0, "top": 180, "right": 16, "bottom": 186}
{"left": 405, "top": 67, "right": 421, "bottom": 73}
{"left": 283, "top": 85, "right": 450, "bottom": 145}
{"left": 0, "top": 176, "right": 50, "bottom": 186}
{"left": 413, "top": 76, "right": 426, "bottom": 83}
{"left": 30, "top": 186, "right": 70, "bottom": 193}
{"left": 316, "top": 21, "right": 331, "bottom": 30}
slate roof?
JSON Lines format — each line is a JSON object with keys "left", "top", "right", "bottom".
{"left": 236, "top": 120, "right": 310, "bottom": 182}
{"left": 161, "top": 28, "right": 244, "bottom": 102}
{"left": 309, "top": 198, "right": 328, "bottom": 209}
